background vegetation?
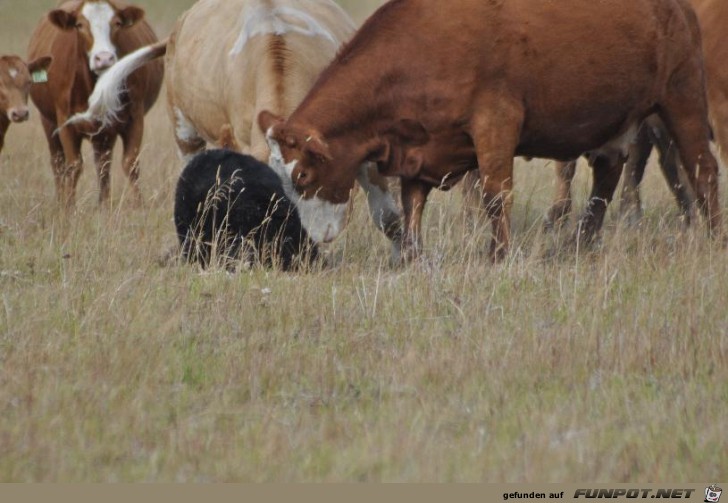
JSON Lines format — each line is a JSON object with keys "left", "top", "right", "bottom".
{"left": 0, "top": 0, "right": 726, "bottom": 481}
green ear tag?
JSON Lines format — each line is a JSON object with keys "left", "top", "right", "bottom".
{"left": 31, "top": 69, "right": 48, "bottom": 84}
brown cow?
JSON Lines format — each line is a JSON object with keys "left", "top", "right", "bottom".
{"left": 543, "top": 0, "right": 728, "bottom": 229}
{"left": 258, "top": 0, "right": 720, "bottom": 261}
{"left": 0, "top": 55, "right": 52, "bottom": 155}
{"left": 71, "top": 0, "right": 404, "bottom": 255}
{"left": 28, "top": 0, "right": 163, "bottom": 207}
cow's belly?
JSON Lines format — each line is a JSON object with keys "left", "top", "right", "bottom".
{"left": 516, "top": 113, "right": 646, "bottom": 162}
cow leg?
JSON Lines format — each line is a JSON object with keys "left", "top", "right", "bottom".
{"left": 648, "top": 119, "right": 695, "bottom": 224}
{"left": 356, "top": 163, "right": 404, "bottom": 260}
{"left": 40, "top": 116, "right": 66, "bottom": 202}
{"left": 91, "top": 133, "right": 117, "bottom": 206}
{"left": 54, "top": 114, "right": 84, "bottom": 208}
{"left": 119, "top": 112, "right": 144, "bottom": 206}
{"left": 709, "top": 97, "right": 728, "bottom": 171}
{"left": 659, "top": 96, "right": 721, "bottom": 237}
{"left": 471, "top": 105, "right": 523, "bottom": 261}
{"left": 400, "top": 179, "right": 432, "bottom": 262}
{"left": 461, "top": 170, "right": 482, "bottom": 217}
{"left": 170, "top": 106, "right": 206, "bottom": 163}
{"left": 480, "top": 170, "right": 515, "bottom": 262}
{"left": 0, "top": 117, "right": 8, "bottom": 154}
{"left": 574, "top": 154, "right": 624, "bottom": 247}
{"left": 218, "top": 124, "right": 241, "bottom": 152}
{"left": 618, "top": 125, "right": 653, "bottom": 226}
{"left": 545, "top": 160, "right": 577, "bottom": 230}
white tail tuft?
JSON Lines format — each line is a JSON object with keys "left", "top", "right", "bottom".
{"left": 63, "top": 40, "right": 167, "bottom": 132}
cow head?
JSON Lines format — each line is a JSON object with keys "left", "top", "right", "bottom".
{"left": 258, "top": 111, "right": 361, "bottom": 243}
{"left": 0, "top": 55, "right": 52, "bottom": 123}
{"left": 48, "top": 1, "right": 145, "bottom": 75}
{"left": 258, "top": 110, "right": 429, "bottom": 243}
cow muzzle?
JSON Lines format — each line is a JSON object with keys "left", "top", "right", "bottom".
{"left": 8, "top": 106, "right": 29, "bottom": 123}
{"left": 294, "top": 195, "right": 349, "bottom": 244}
{"left": 91, "top": 51, "right": 117, "bottom": 73}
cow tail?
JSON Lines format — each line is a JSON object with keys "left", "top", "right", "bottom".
{"left": 63, "top": 38, "right": 168, "bottom": 131}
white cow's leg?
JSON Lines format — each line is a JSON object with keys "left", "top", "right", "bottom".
{"left": 356, "top": 163, "right": 403, "bottom": 260}
{"left": 172, "top": 107, "right": 206, "bottom": 164}
{"left": 399, "top": 179, "right": 432, "bottom": 263}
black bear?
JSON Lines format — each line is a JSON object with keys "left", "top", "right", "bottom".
{"left": 174, "top": 149, "right": 319, "bottom": 270}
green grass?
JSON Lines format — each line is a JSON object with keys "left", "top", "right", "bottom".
{"left": 0, "top": 0, "right": 726, "bottom": 483}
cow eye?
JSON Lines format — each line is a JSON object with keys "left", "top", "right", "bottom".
{"left": 75, "top": 22, "right": 83, "bottom": 29}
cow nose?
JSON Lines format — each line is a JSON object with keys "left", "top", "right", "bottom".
{"left": 9, "top": 107, "right": 29, "bottom": 123}
{"left": 92, "top": 51, "right": 117, "bottom": 72}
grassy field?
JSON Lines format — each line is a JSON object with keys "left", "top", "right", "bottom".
{"left": 1, "top": 0, "right": 727, "bottom": 482}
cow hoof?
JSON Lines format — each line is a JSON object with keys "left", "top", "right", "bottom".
{"left": 619, "top": 206, "right": 643, "bottom": 228}
{"left": 544, "top": 202, "right": 572, "bottom": 231}
{"left": 489, "top": 244, "right": 508, "bottom": 263}
{"left": 157, "top": 243, "right": 182, "bottom": 267}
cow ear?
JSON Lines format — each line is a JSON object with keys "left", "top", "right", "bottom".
{"left": 118, "top": 6, "right": 145, "bottom": 28}
{"left": 27, "top": 56, "right": 52, "bottom": 74}
{"left": 303, "top": 134, "right": 332, "bottom": 162}
{"left": 366, "top": 139, "right": 391, "bottom": 165}
{"left": 258, "top": 110, "right": 285, "bottom": 136}
{"left": 389, "top": 118, "right": 429, "bottom": 146}
{"left": 49, "top": 9, "right": 77, "bottom": 30}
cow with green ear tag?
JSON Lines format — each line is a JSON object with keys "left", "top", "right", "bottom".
{"left": 0, "top": 54, "right": 52, "bottom": 154}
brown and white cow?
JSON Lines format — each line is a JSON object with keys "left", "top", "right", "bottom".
{"left": 27, "top": 0, "right": 163, "bottom": 207}
{"left": 72, "top": 0, "right": 403, "bottom": 254}
{"left": 0, "top": 55, "right": 52, "bottom": 155}
{"left": 256, "top": 0, "right": 719, "bottom": 261}
{"left": 544, "top": 0, "right": 728, "bottom": 229}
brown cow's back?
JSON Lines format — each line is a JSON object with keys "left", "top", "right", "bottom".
{"left": 297, "top": 0, "right": 702, "bottom": 162}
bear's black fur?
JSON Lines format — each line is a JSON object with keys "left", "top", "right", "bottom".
{"left": 174, "top": 149, "right": 318, "bottom": 270}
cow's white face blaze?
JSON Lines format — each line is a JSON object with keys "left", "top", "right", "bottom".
{"left": 82, "top": 2, "right": 117, "bottom": 73}
{"left": 266, "top": 130, "right": 348, "bottom": 243}
{"left": 48, "top": 2, "right": 145, "bottom": 75}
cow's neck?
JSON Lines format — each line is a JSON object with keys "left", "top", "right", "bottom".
{"left": 292, "top": 62, "right": 412, "bottom": 152}
{"left": 287, "top": 6, "right": 417, "bottom": 151}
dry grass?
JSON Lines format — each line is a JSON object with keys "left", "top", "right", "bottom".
{"left": 0, "top": 0, "right": 727, "bottom": 482}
